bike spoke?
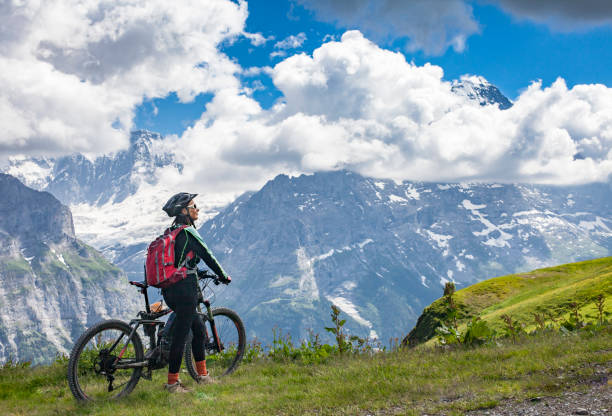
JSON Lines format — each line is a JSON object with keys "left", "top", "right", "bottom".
{"left": 186, "top": 309, "right": 244, "bottom": 379}
{"left": 111, "top": 379, "right": 130, "bottom": 391}
{"left": 74, "top": 326, "right": 141, "bottom": 401}
{"left": 207, "top": 317, "right": 239, "bottom": 372}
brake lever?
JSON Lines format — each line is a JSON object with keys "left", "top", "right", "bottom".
{"left": 197, "top": 269, "right": 210, "bottom": 280}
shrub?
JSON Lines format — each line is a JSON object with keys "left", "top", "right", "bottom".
{"left": 462, "top": 317, "right": 496, "bottom": 346}
{"left": 325, "top": 304, "right": 351, "bottom": 354}
{"left": 242, "top": 339, "right": 265, "bottom": 364}
{"left": 500, "top": 314, "right": 526, "bottom": 342}
{"left": 267, "top": 327, "right": 335, "bottom": 364}
{"left": 434, "top": 323, "right": 462, "bottom": 346}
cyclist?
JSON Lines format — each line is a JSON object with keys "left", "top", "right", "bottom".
{"left": 160, "top": 192, "right": 231, "bottom": 393}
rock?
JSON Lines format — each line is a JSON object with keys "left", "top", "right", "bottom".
{"left": 0, "top": 173, "right": 75, "bottom": 241}
{"left": 574, "top": 408, "right": 589, "bottom": 415}
{"left": 0, "top": 174, "right": 140, "bottom": 365}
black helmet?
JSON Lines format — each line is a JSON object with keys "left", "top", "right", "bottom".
{"left": 162, "top": 192, "right": 197, "bottom": 217}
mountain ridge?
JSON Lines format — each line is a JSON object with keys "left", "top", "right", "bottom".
{"left": 5, "top": 130, "right": 180, "bottom": 206}
{"left": 196, "top": 170, "right": 611, "bottom": 344}
{"left": 0, "top": 173, "right": 140, "bottom": 364}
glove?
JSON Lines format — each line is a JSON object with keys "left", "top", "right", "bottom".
{"left": 219, "top": 275, "right": 232, "bottom": 284}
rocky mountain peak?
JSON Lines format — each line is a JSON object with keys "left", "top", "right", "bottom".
{"left": 0, "top": 173, "right": 75, "bottom": 243}
{"left": 451, "top": 75, "right": 513, "bottom": 110}
{"left": 3, "top": 130, "right": 180, "bottom": 206}
{"left": 129, "top": 130, "right": 163, "bottom": 159}
{"left": 130, "top": 129, "right": 162, "bottom": 144}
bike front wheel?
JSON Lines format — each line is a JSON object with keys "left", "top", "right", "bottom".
{"left": 185, "top": 307, "right": 246, "bottom": 380}
{"left": 67, "top": 319, "right": 144, "bottom": 401}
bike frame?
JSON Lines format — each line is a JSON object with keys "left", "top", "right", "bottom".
{"left": 109, "top": 273, "right": 225, "bottom": 371}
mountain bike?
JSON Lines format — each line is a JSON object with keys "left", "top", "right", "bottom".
{"left": 67, "top": 269, "right": 245, "bottom": 401}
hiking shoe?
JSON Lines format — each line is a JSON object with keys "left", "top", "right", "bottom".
{"left": 164, "top": 380, "right": 191, "bottom": 393}
{"left": 196, "top": 374, "right": 216, "bottom": 384}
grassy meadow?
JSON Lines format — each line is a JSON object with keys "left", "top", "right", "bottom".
{"left": 1, "top": 257, "right": 610, "bottom": 415}
{"left": 406, "top": 257, "right": 612, "bottom": 345}
{"left": 0, "top": 325, "right": 610, "bottom": 415}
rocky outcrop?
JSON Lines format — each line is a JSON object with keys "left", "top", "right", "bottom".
{"left": 0, "top": 173, "right": 74, "bottom": 243}
{"left": 5, "top": 130, "right": 180, "bottom": 205}
{"left": 0, "top": 174, "right": 140, "bottom": 364}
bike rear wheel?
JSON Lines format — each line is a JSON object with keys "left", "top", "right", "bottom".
{"left": 67, "top": 319, "right": 144, "bottom": 401}
{"left": 185, "top": 307, "right": 246, "bottom": 380}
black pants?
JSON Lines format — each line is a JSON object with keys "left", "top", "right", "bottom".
{"left": 161, "top": 274, "right": 206, "bottom": 374}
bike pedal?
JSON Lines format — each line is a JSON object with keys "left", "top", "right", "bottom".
{"left": 141, "top": 369, "right": 152, "bottom": 380}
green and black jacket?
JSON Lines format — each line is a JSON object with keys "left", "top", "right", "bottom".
{"left": 171, "top": 225, "right": 228, "bottom": 279}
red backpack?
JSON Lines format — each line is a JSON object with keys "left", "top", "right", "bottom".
{"left": 145, "top": 225, "right": 194, "bottom": 288}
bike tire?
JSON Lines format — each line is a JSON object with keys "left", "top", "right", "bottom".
{"left": 185, "top": 307, "right": 246, "bottom": 380}
{"left": 67, "top": 319, "right": 144, "bottom": 401}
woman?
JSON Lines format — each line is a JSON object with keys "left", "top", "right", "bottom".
{"left": 160, "top": 192, "right": 231, "bottom": 393}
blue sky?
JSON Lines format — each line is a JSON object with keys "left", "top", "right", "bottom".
{"left": 134, "top": 0, "right": 612, "bottom": 137}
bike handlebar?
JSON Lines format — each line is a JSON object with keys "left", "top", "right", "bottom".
{"left": 197, "top": 269, "right": 231, "bottom": 285}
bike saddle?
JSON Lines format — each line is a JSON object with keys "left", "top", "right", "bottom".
{"left": 129, "top": 280, "right": 148, "bottom": 289}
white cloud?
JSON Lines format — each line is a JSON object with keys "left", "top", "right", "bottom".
{"left": 170, "top": 30, "right": 612, "bottom": 197}
{"left": 322, "top": 34, "right": 337, "bottom": 43}
{"left": 270, "top": 50, "right": 287, "bottom": 59}
{"left": 274, "top": 33, "right": 307, "bottom": 50}
{"left": 269, "top": 33, "right": 307, "bottom": 59}
{"left": 7, "top": 27, "right": 612, "bottom": 251}
{"left": 297, "top": 0, "right": 479, "bottom": 55}
{"left": 297, "top": 0, "right": 612, "bottom": 55}
{"left": 241, "top": 66, "right": 274, "bottom": 77}
{"left": 0, "top": 0, "right": 247, "bottom": 157}
{"left": 243, "top": 32, "right": 274, "bottom": 47}
{"left": 492, "top": 0, "right": 612, "bottom": 30}
{"left": 5, "top": 16, "right": 612, "bottom": 218}
{"left": 242, "top": 79, "right": 265, "bottom": 96}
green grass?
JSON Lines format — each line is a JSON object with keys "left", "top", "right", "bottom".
{"left": 0, "top": 257, "right": 32, "bottom": 273}
{"left": 2, "top": 257, "right": 610, "bottom": 414}
{"left": 406, "top": 257, "right": 612, "bottom": 344}
{"left": 0, "top": 325, "right": 610, "bottom": 415}
{"left": 0, "top": 242, "right": 122, "bottom": 284}
{"left": 61, "top": 243, "right": 122, "bottom": 280}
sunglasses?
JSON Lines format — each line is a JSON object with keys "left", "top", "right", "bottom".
{"left": 186, "top": 204, "right": 198, "bottom": 210}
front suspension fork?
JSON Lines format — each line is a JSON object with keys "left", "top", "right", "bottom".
{"left": 198, "top": 300, "right": 223, "bottom": 353}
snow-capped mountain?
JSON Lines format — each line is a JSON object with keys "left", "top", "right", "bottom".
{"left": 0, "top": 174, "right": 140, "bottom": 364}
{"left": 4, "top": 130, "right": 230, "bottom": 279}
{"left": 196, "top": 171, "right": 611, "bottom": 344}
{"left": 451, "top": 75, "right": 513, "bottom": 109}
{"left": 3, "top": 152, "right": 611, "bottom": 348}
{"left": 6, "top": 130, "right": 179, "bottom": 206}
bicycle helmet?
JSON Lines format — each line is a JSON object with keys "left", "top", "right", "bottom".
{"left": 162, "top": 192, "right": 198, "bottom": 217}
